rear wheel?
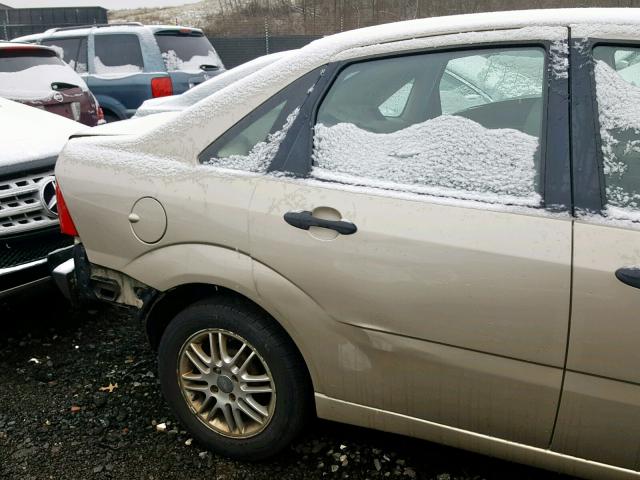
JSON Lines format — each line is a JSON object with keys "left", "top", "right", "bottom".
{"left": 157, "top": 297, "right": 312, "bottom": 460}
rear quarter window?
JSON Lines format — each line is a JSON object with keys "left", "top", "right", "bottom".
{"left": 94, "top": 34, "right": 144, "bottom": 74}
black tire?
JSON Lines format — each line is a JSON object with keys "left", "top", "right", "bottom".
{"left": 157, "top": 296, "right": 312, "bottom": 460}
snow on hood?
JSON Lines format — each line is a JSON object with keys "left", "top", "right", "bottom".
{"left": 0, "top": 64, "right": 88, "bottom": 101}
{"left": 0, "top": 97, "right": 87, "bottom": 167}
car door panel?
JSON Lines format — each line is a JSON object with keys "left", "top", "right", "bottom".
{"left": 567, "top": 222, "right": 640, "bottom": 384}
{"left": 251, "top": 180, "right": 571, "bottom": 366}
{"left": 550, "top": 33, "right": 640, "bottom": 471}
{"left": 249, "top": 178, "right": 569, "bottom": 447}
{"left": 248, "top": 32, "right": 570, "bottom": 447}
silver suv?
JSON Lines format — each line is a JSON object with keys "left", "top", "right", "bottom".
{"left": 53, "top": 9, "right": 640, "bottom": 480}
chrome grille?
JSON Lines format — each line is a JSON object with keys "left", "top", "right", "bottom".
{"left": 0, "top": 170, "right": 58, "bottom": 237}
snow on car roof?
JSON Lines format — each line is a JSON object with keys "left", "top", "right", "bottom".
{"left": 66, "top": 8, "right": 640, "bottom": 164}
{"left": 0, "top": 97, "right": 88, "bottom": 167}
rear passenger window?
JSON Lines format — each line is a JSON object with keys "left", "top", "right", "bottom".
{"left": 593, "top": 46, "right": 640, "bottom": 219}
{"left": 94, "top": 34, "right": 144, "bottom": 74}
{"left": 199, "top": 68, "right": 322, "bottom": 172}
{"left": 42, "top": 37, "right": 88, "bottom": 73}
{"left": 313, "top": 47, "right": 546, "bottom": 206}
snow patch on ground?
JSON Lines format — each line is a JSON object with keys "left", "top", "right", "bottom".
{"left": 312, "top": 116, "right": 541, "bottom": 206}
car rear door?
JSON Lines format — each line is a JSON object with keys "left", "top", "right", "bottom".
{"left": 551, "top": 28, "right": 640, "bottom": 471}
{"left": 245, "top": 28, "right": 572, "bottom": 447}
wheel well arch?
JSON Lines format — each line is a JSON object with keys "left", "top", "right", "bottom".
{"left": 144, "top": 284, "right": 313, "bottom": 391}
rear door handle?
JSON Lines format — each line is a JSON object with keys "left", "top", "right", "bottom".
{"left": 615, "top": 267, "right": 640, "bottom": 289}
{"left": 284, "top": 211, "right": 357, "bottom": 235}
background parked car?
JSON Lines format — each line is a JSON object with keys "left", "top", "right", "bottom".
{"left": 0, "top": 42, "right": 101, "bottom": 127}
{"left": 135, "top": 50, "right": 291, "bottom": 117}
{"left": 0, "top": 97, "right": 85, "bottom": 299}
{"left": 13, "top": 23, "right": 225, "bottom": 122}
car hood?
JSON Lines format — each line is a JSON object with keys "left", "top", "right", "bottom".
{"left": 0, "top": 97, "right": 87, "bottom": 168}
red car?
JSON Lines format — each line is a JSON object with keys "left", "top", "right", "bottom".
{"left": 0, "top": 42, "right": 102, "bottom": 126}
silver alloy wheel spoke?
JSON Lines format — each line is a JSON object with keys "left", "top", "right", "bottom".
{"left": 244, "top": 396, "right": 269, "bottom": 417}
{"left": 185, "top": 349, "right": 210, "bottom": 375}
{"left": 237, "top": 398, "right": 265, "bottom": 424}
{"left": 178, "top": 328, "right": 276, "bottom": 439}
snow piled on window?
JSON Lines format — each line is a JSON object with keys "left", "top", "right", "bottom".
{"left": 312, "top": 116, "right": 541, "bottom": 206}
{"left": 94, "top": 57, "right": 143, "bottom": 76}
{"left": 594, "top": 60, "right": 640, "bottom": 215}
{"left": 161, "top": 50, "right": 222, "bottom": 73}
{"left": 205, "top": 107, "right": 300, "bottom": 173}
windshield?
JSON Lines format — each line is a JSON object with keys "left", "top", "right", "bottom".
{"left": 0, "top": 49, "right": 85, "bottom": 100}
{"left": 155, "top": 32, "right": 223, "bottom": 72}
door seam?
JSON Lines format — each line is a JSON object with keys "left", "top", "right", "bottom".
{"left": 548, "top": 27, "right": 574, "bottom": 448}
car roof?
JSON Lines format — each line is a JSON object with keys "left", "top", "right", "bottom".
{"left": 12, "top": 23, "right": 204, "bottom": 42}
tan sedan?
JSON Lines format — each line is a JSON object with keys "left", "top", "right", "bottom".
{"left": 51, "top": 8, "right": 640, "bottom": 479}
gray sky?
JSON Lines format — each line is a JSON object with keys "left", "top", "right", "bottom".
{"left": 4, "top": 0, "right": 202, "bottom": 9}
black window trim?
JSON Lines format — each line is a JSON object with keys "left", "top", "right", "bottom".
{"left": 572, "top": 37, "right": 640, "bottom": 215}
{"left": 270, "top": 39, "right": 571, "bottom": 213}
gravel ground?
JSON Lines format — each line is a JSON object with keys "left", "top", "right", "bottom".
{"left": 0, "top": 288, "right": 577, "bottom": 480}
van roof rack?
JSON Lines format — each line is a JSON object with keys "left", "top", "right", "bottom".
{"left": 45, "top": 22, "right": 143, "bottom": 34}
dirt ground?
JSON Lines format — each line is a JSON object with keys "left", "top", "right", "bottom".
{"left": 0, "top": 288, "right": 576, "bottom": 480}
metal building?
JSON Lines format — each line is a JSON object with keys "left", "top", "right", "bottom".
{"left": 0, "top": 4, "right": 108, "bottom": 40}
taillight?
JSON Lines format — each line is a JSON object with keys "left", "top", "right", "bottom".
{"left": 97, "top": 106, "right": 105, "bottom": 124}
{"left": 151, "top": 77, "right": 173, "bottom": 98}
{"left": 56, "top": 183, "right": 78, "bottom": 236}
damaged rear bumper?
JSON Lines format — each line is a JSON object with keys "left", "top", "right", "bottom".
{"left": 49, "top": 243, "right": 158, "bottom": 310}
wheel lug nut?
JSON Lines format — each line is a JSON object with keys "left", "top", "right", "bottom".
{"left": 229, "top": 393, "right": 236, "bottom": 401}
